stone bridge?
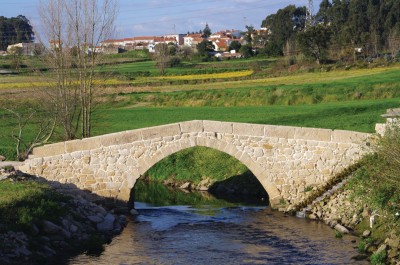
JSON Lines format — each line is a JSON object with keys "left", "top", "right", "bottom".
{"left": 18, "top": 120, "right": 372, "bottom": 209}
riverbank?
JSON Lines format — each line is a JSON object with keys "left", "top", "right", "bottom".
{"left": 0, "top": 166, "right": 129, "bottom": 265}
{"left": 303, "top": 153, "right": 400, "bottom": 264}
{"left": 143, "top": 169, "right": 268, "bottom": 204}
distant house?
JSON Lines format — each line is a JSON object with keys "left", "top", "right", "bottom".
{"left": 210, "top": 29, "right": 242, "bottom": 40}
{"left": 214, "top": 50, "right": 243, "bottom": 60}
{"left": 211, "top": 38, "right": 231, "bottom": 52}
{"left": 101, "top": 35, "right": 178, "bottom": 52}
{"left": 49, "top": 40, "right": 63, "bottom": 50}
{"left": 7, "top": 43, "right": 45, "bottom": 55}
{"left": 101, "top": 39, "right": 125, "bottom": 47}
{"left": 163, "top": 34, "right": 185, "bottom": 45}
{"left": 183, "top": 34, "right": 204, "bottom": 47}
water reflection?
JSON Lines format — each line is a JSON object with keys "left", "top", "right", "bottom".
{"left": 68, "top": 181, "right": 367, "bottom": 265}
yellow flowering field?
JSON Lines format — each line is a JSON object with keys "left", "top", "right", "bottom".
{"left": 156, "top": 70, "right": 254, "bottom": 81}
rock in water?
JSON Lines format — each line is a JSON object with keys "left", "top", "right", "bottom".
{"left": 334, "top": 224, "right": 350, "bottom": 234}
{"left": 308, "top": 213, "right": 317, "bottom": 220}
{"left": 130, "top": 209, "right": 139, "bottom": 215}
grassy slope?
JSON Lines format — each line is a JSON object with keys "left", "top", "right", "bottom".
{"left": 1, "top": 62, "right": 400, "bottom": 160}
{"left": 93, "top": 98, "right": 397, "bottom": 136}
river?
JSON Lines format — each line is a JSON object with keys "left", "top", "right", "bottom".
{"left": 68, "top": 181, "right": 367, "bottom": 265}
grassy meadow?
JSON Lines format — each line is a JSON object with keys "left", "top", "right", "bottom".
{"left": 0, "top": 54, "right": 399, "bottom": 164}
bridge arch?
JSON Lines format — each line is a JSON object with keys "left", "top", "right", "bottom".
{"left": 134, "top": 136, "right": 282, "bottom": 206}
{"left": 19, "top": 120, "right": 371, "bottom": 210}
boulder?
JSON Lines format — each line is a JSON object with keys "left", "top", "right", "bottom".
{"left": 130, "top": 209, "right": 139, "bottom": 215}
{"left": 375, "top": 244, "right": 387, "bottom": 255}
{"left": 42, "top": 220, "right": 71, "bottom": 239}
{"left": 69, "top": 224, "right": 78, "bottom": 233}
{"left": 87, "top": 215, "right": 104, "bottom": 223}
{"left": 308, "top": 213, "right": 317, "bottom": 220}
{"left": 42, "top": 246, "right": 56, "bottom": 256}
{"left": 15, "top": 247, "right": 31, "bottom": 256}
{"left": 179, "top": 182, "right": 191, "bottom": 190}
{"left": 334, "top": 224, "right": 349, "bottom": 234}
{"left": 0, "top": 155, "right": 5, "bottom": 161}
{"left": 97, "top": 213, "right": 115, "bottom": 232}
{"left": 42, "top": 220, "right": 63, "bottom": 234}
{"left": 362, "top": 230, "right": 371, "bottom": 238}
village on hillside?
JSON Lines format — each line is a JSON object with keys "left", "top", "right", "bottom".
{"left": 3, "top": 26, "right": 270, "bottom": 60}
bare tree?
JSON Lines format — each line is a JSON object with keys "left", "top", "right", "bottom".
{"left": 38, "top": 0, "right": 118, "bottom": 139}
{"left": 3, "top": 107, "right": 55, "bottom": 161}
{"left": 155, "top": 43, "right": 170, "bottom": 76}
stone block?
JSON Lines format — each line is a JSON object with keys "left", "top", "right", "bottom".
{"left": 141, "top": 123, "right": 181, "bottom": 140}
{"left": 180, "top": 120, "right": 203, "bottom": 133}
{"left": 203, "top": 121, "right": 233, "bottom": 134}
{"left": 99, "top": 132, "right": 131, "bottom": 147}
{"left": 122, "top": 130, "right": 142, "bottom": 143}
{"left": 265, "top": 125, "right": 296, "bottom": 139}
{"left": 65, "top": 139, "right": 84, "bottom": 153}
{"left": 80, "top": 138, "right": 103, "bottom": 151}
{"left": 332, "top": 130, "right": 370, "bottom": 144}
{"left": 32, "top": 142, "right": 65, "bottom": 157}
{"left": 294, "top": 127, "right": 332, "bottom": 142}
{"left": 232, "top": 122, "right": 264, "bottom": 136}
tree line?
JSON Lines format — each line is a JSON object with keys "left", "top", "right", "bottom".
{"left": 0, "top": 15, "right": 34, "bottom": 51}
{"left": 259, "top": 0, "right": 400, "bottom": 63}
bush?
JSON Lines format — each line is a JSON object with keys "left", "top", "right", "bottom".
{"left": 169, "top": 56, "right": 181, "bottom": 67}
{"left": 370, "top": 250, "right": 386, "bottom": 265}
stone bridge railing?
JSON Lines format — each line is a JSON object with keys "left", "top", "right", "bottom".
{"left": 18, "top": 120, "right": 372, "bottom": 209}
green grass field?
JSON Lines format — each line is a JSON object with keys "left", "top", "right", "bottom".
{"left": 93, "top": 98, "right": 397, "bottom": 136}
{"left": 1, "top": 55, "right": 400, "bottom": 161}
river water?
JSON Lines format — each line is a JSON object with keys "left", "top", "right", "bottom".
{"left": 68, "top": 182, "right": 367, "bottom": 265}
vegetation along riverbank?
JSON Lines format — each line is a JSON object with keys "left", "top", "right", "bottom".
{"left": 0, "top": 166, "right": 131, "bottom": 264}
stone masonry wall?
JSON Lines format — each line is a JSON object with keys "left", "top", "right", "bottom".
{"left": 18, "top": 120, "right": 372, "bottom": 209}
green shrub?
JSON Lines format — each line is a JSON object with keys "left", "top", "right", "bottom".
{"left": 357, "top": 240, "right": 366, "bottom": 253}
{"left": 370, "top": 250, "right": 386, "bottom": 265}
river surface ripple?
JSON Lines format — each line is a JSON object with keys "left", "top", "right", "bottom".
{"left": 69, "top": 202, "right": 367, "bottom": 265}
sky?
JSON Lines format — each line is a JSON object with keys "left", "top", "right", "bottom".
{"left": 2, "top": 0, "right": 322, "bottom": 39}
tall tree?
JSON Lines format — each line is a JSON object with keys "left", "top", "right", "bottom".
{"left": 228, "top": 40, "right": 241, "bottom": 52}
{"left": 155, "top": 43, "right": 169, "bottom": 75}
{"left": 298, "top": 24, "right": 332, "bottom": 64}
{"left": 316, "top": 0, "right": 332, "bottom": 25}
{"left": 244, "top": 25, "right": 254, "bottom": 45}
{"left": 38, "top": 0, "right": 118, "bottom": 139}
{"left": 196, "top": 40, "right": 214, "bottom": 56}
{"left": 261, "top": 5, "right": 306, "bottom": 54}
{"left": 203, "top": 23, "right": 212, "bottom": 38}
{"left": 0, "top": 15, "right": 34, "bottom": 50}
